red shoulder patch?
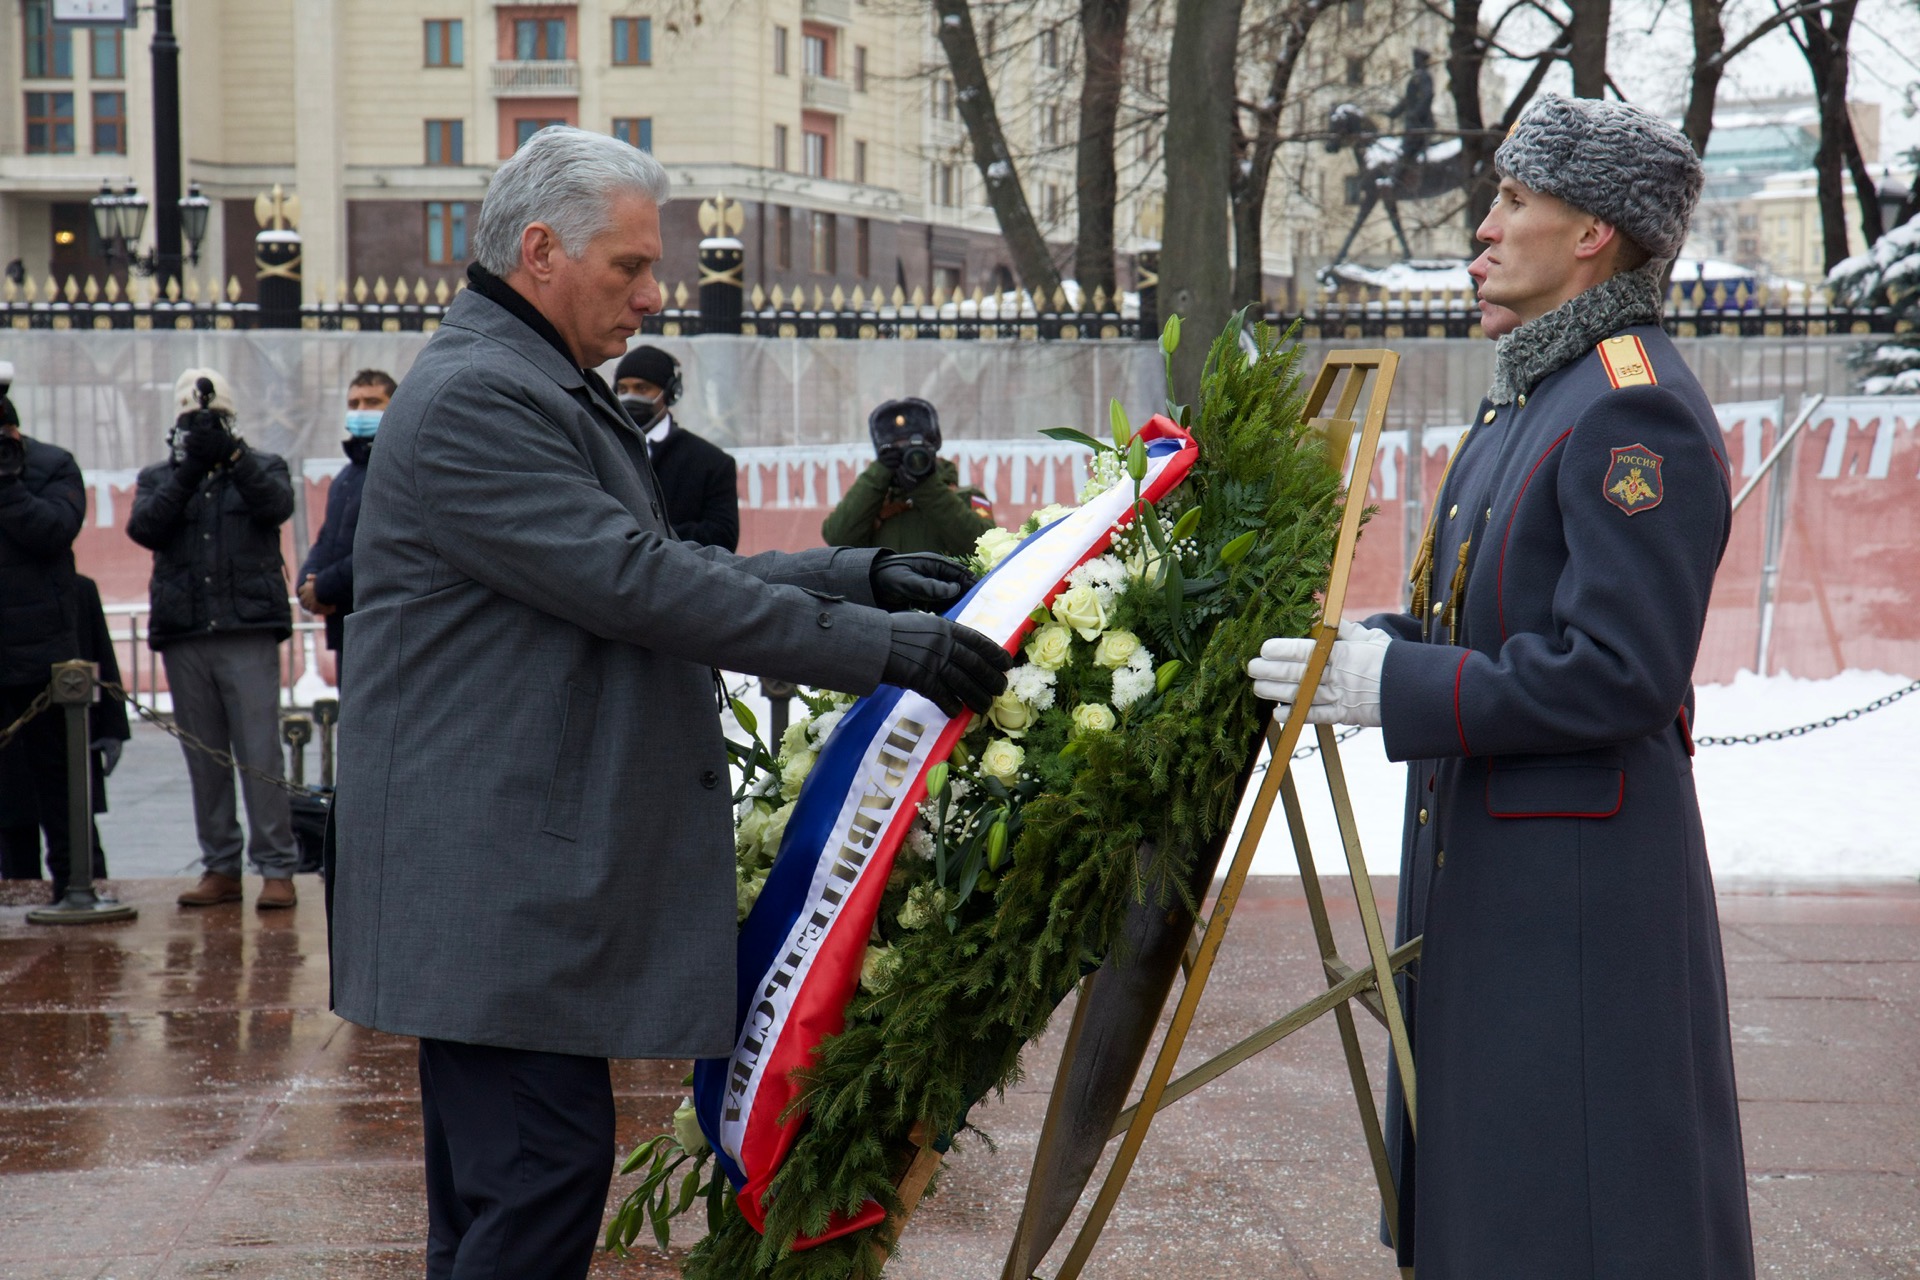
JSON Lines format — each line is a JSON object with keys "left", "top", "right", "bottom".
{"left": 1603, "top": 443, "right": 1664, "bottom": 515}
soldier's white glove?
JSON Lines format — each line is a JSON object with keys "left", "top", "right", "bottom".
{"left": 1246, "top": 620, "right": 1391, "bottom": 727}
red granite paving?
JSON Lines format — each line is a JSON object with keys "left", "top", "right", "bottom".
{"left": 2, "top": 875, "right": 1915, "bottom": 1279}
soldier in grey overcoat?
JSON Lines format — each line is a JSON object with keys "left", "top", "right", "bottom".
{"left": 1250, "top": 96, "right": 1755, "bottom": 1278}
{"left": 329, "top": 127, "right": 1008, "bottom": 1280}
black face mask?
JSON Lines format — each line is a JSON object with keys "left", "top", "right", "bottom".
{"left": 621, "top": 393, "right": 663, "bottom": 425}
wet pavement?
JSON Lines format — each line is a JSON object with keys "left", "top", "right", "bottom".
{"left": 1, "top": 874, "right": 1915, "bottom": 1279}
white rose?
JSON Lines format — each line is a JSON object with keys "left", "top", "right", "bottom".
{"left": 762, "top": 802, "right": 797, "bottom": 852}
{"left": 735, "top": 799, "right": 774, "bottom": 853}
{"left": 987, "top": 691, "right": 1036, "bottom": 737}
{"left": 779, "top": 717, "right": 812, "bottom": 761}
{"left": 736, "top": 869, "right": 769, "bottom": 921}
{"left": 780, "top": 749, "right": 816, "bottom": 800}
{"left": 897, "top": 883, "right": 948, "bottom": 931}
{"left": 672, "top": 1099, "right": 710, "bottom": 1155}
{"left": 1024, "top": 624, "right": 1074, "bottom": 672}
{"left": 981, "top": 738, "right": 1026, "bottom": 786}
{"left": 1124, "top": 547, "right": 1167, "bottom": 587}
{"left": 1051, "top": 583, "right": 1108, "bottom": 641}
{"left": 859, "top": 944, "right": 900, "bottom": 993}
{"left": 1030, "top": 503, "right": 1075, "bottom": 529}
{"left": 1072, "top": 702, "right": 1117, "bottom": 733}
{"left": 975, "top": 526, "right": 1022, "bottom": 570}
{"left": 1093, "top": 629, "right": 1141, "bottom": 670}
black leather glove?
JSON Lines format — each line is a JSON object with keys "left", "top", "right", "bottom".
{"left": 882, "top": 614, "right": 1011, "bottom": 717}
{"left": 92, "top": 738, "right": 123, "bottom": 776}
{"left": 871, "top": 552, "right": 976, "bottom": 612}
{"left": 876, "top": 444, "right": 905, "bottom": 474}
{"left": 183, "top": 416, "right": 235, "bottom": 468}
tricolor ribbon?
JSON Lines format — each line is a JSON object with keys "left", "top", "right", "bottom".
{"left": 693, "top": 416, "right": 1198, "bottom": 1246}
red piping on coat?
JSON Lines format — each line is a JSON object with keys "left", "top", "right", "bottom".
{"left": 1484, "top": 772, "right": 1626, "bottom": 819}
{"left": 1497, "top": 428, "right": 1574, "bottom": 642}
{"left": 1452, "top": 651, "right": 1472, "bottom": 757}
{"left": 1677, "top": 706, "right": 1696, "bottom": 757}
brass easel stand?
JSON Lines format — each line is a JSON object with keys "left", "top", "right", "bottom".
{"left": 1031, "top": 349, "right": 1417, "bottom": 1279}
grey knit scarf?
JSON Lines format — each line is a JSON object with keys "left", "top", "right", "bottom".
{"left": 1488, "top": 260, "right": 1666, "bottom": 404}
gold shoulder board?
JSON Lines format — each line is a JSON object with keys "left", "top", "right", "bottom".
{"left": 1597, "top": 334, "right": 1656, "bottom": 389}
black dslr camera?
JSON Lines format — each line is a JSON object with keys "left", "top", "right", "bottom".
{"left": 869, "top": 397, "right": 941, "bottom": 488}
{"left": 173, "top": 376, "right": 237, "bottom": 470}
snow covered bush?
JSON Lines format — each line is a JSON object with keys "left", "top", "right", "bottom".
{"left": 1828, "top": 213, "right": 1920, "bottom": 394}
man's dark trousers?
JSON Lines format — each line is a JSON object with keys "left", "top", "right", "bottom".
{"left": 418, "top": 1038, "right": 615, "bottom": 1279}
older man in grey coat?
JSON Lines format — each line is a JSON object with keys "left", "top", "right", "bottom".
{"left": 330, "top": 126, "right": 1008, "bottom": 1280}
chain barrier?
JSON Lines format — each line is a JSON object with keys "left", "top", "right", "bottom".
{"left": 99, "top": 680, "right": 324, "bottom": 800}
{"left": 0, "top": 689, "right": 53, "bottom": 752}
{"left": 1693, "top": 678, "right": 1920, "bottom": 747}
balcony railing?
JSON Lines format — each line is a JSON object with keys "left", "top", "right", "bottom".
{"left": 490, "top": 59, "right": 580, "bottom": 97}
{"left": 802, "top": 74, "right": 851, "bottom": 115}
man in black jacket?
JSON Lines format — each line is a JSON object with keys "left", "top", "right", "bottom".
{"left": 612, "top": 345, "right": 739, "bottom": 550}
{"left": 128, "top": 368, "right": 300, "bottom": 911}
{"left": 0, "top": 365, "right": 90, "bottom": 895}
{"left": 299, "top": 368, "right": 393, "bottom": 685}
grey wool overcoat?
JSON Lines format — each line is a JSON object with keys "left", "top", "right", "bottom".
{"left": 330, "top": 286, "right": 894, "bottom": 1060}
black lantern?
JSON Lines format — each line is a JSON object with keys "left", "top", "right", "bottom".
{"left": 178, "top": 184, "right": 210, "bottom": 261}
{"left": 87, "top": 181, "right": 210, "bottom": 275}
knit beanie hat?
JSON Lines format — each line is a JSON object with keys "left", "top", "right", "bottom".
{"left": 174, "top": 367, "right": 236, "bottom": 415}
{"left": 1495, "top": 94, "right": 1704, "bottom": 261}
{"left": 614, "top": 345, "right": 679, "bottom": 403}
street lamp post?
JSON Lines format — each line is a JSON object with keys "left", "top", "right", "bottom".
{"left": 89, "top": 182, "right": 209, "bottom": 277}
{"left": 150, "top": 0, "right": 183, "bottom": 290}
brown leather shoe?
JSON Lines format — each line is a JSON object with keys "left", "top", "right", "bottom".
{"left": 256, "top": 878, "right": 297, "bottom": 910}
{"left": 178, "top": 872, "right": 243, "bottom": 906}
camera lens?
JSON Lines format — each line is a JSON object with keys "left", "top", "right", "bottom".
{"left": 901, "top": 445, "right": 936, "bottom": 481}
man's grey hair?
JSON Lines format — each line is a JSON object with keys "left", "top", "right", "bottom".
{"left": 472, "top": 126, "right": 670, "bottom": 275}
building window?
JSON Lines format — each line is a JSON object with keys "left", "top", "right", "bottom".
{"left": 1043, "top": 182, "right": 1061, "bottom": 223}
{"left": 1345, "top": 56, "right": 1365, "bottom": 87}
{"left": 775, "top": 205, "right": 793, "bottom": 270}
{"left": 811, "top": 211, "right": 836, "bottom": 274}
{"left": 803, "top": 129, "right": 829, "bottom": 178}
{"left": 855, "top": 216, "right": 871, "bottom": 277}
{"left": 1139, "top": 125, "right": 1155, "bottom": 163}
{"left": 934, "top": 265, "right": 962, "bottom": 295}
{"left": 773, "top": 25, "right": 788, "bottom": 75}
{"left": 23, "top": 1, "right": 71, "bottom": 79}
{"left": 515, "top": 118, "right": 564, "bottom": 150}
{"left": 854, "top": 139, "right": 868, "bottom": 184}
{"left": 612, "top": 16, "right": 651, "bottom": 66}
{"left": 425, "top": 119, "right": 465, "bottom": 166}
{"left": 803, "top": 31, "right": 830, "bottom": 78}
{"left": 424, "top": 19, "right": 464, "bottom": 67}
{"left": 1344, "top": 0, "right": 1365, "bottom": 26}
{"left": 24, "top": 91, "right": 73, "bottom": 154}
{"left": 934, "top": 163, "right": 957, "bottom": 208}
{"left": 854, "top": 45, "right": 867, "bottom": 92}
{"left": 613, "top": 117, "right": 652, "bottom": 151}
{"left": 426, "top": 201, "right": 469, "bottom": 265}
{"left": 90, "top": 28, "right": 122, "bottom": 79}
{"left": 773, "top": 123, "right": 788, "bottom": 170}
{"left": 514, "top": 18, "right": 567, "bottom": 61}
{"left": 983, "top": 15, "right": 997, "bottom": 56}
{"left": 92, "top": 91, "right": 124, "bottom": 155}
{"left": 1039, "top": 103, "right": 1060, "bottom": 147}
{"left": 1039, "top": 24, "right": 1058, "bottom": 68}
{"left": 934, "top": 79, "right": 954, "bottom": 122}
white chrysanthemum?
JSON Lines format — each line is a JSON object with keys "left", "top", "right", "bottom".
{"left": 1004, "top": 663, "right": 1059, "bottom": 710}
{"left": 1111, "top": 664, "right": 1155, "bottom": 709}
{"left": 1127, "top": 645, "right": 1154, "bottom": 672}
{"left": 1066, "top": 554, "right": 1130, "bottom": 610}
{"left": 1079, "top": 451, "right": 1125, "bottom": 502}
{"left": 808, "top": 707, "right": 847, "bottom": 745}
{"left": 904, "top": 823, "right": 935, "bottom": 859}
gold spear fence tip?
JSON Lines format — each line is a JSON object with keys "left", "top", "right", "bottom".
{"left": 434, "top": 278, "right": 451, "bottom": 305}
{"left": 750, "top": 284, "right": 766, "bottom": 309}
{"left": 891, "top": 284, "right": 906, "bottom": 306}
{"left": 909, "top": 285, "right": 926, "bottom": 307}
{"left": 830, "top": 284, "right": 845, "bottom": 310}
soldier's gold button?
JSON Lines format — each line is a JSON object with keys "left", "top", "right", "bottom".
{"left": 1517, "top": 393, "right": 1528, "bottom": 406}
{"left": 1482, "top": 410, "right": 1496, "bottom": 423}
{"left": 1431, "top": 600, "right": 1445, "bottom": 616}
{"left": 1437, "top": 849, "right": 1446, "bottom": 868}
{"left": 1418, "top": 807, "right": 1429, "bottom": 825}
{"left": 1448, "top": 504, "right": 1458, "bottom": 519}
{"left": 1485, "top": 507, "right": 1492, "bottom": 521}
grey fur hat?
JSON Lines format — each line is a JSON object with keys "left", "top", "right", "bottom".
{"left": 1495, "top": 94, "right": 1703, "bottom": 261}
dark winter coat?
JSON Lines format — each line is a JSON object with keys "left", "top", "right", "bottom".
{"left": 0, "top": 434, "right": 84, "bottom": 688}
{"left": 821, "top": 458, "right": 994, "bottom": 557}
{"left": 126, "top": 443, "right": 295, "bottom": 650}
{"left": 1368, "top": 319, "right": 1754, "bottom": 1278}
{"left": 647, "top": 417, "right": 739, "bottom": 551}
{"left": 300, "top": 436, "right": 371, "bottom": 651}
{"left": 0, "top": 575, "right": 127, "bottom": 824}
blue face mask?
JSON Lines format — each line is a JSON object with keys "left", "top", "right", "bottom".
{"left": 344, "top": 409, "right": 382, "bottom": 439}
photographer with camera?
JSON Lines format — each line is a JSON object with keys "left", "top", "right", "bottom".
{"left": 127, "top": 368, "right": 300, "bottom": 911}
{"left": 0, "top": 362, "right": 93, "bottom": 895}
{"left": 821, "top": 397, "right": 995, "bottom": 558}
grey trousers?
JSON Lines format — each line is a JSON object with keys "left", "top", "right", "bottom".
{"left": 162, "top": 633, "right": 295, "bottom": 879}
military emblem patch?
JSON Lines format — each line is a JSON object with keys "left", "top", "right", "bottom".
{"left": 1604, "top": 443, "right": 1664, "bottom": 515}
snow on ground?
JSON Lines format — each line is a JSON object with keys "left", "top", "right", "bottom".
{"left": 728, "top": 669, "right": 1919, "bottom": 885}
{"left": 1235, "top": 669, "right": 1920, "bottom": 881}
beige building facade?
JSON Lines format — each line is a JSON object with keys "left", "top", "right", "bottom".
{"left": 0, "top": 0, "right": 1462, "bottom": 309}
